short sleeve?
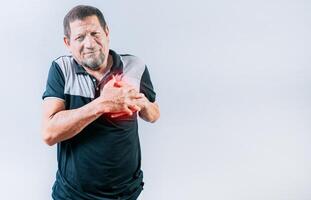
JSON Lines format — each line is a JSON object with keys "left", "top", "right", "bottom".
{"left": 42, "top": 61, "right": 65, "bottom": 100}
{"left": 140, "top": 66, "right": 156, "bottom": 103}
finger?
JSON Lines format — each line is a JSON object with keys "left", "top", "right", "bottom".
{"left": 111, "top": 107, "right": 133, "bottom": 117}
{"left": 121, "top": 83, "right": 136, "bottom": 91}
{"left": 129, "top": 104, "right": 141, "bottom": 112}
{"left": 114, "top": 80, "right": 123, "bottom": 88}
{"left": 109, "top": 75, "right": 123, "bottom": 88}
{"left": 111, "top": 75, "right": 116, "bottom": 81}
{"left": 115, "top": 74, "right": 123, "bottom": 82}
{"left": 132, "top": 97, "right": 148, "bottom": 109}
{"left": 123, "top": 106, "right": 133, "bottom": 116}
{"left": 105, "top": 75, "right": 116, "bottom": 87}
{"left": 130, "top": 93, "right": 144, "bottom": 99}
{"left": 111, "top": 113, "right": 127, "bottom": 118}
{"left": 127, "top": 88, "right": 139, "bottom": 95}
{"left": 114, "top": 80, "right": 133, "bottom": 89}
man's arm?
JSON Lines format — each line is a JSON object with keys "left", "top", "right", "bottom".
{"left": 42, "top": 98, "right": 103, "bottom": 146}
{"left": 137, "top": 96, "right": 160, "bottom": 123}
{"left": 138, "top": 66, "right": 159, "bottom": 122}
{"left": 42, "top": 78, "right": 142, "bottom": 146}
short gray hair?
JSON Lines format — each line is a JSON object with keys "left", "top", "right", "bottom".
{"left": 63, "top": 5, "right": 107, "bottom": 39}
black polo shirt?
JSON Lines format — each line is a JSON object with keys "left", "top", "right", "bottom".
{"left": 42, "top": 50, "right": 156, "bottom": 200}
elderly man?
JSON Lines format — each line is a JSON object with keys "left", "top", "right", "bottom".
{"left": 42, "top": 5, "right": 160, "bottom": 200}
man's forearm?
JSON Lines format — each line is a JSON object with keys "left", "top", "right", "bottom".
{"left": 43, "top": 99, "right": 104, "bottom": 146}
{"left": 139, "top": 102, "right": 160, "bottom": 123}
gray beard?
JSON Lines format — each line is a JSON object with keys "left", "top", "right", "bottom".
{"left": 82, "top": 51, "right": 105, "bottom": 71}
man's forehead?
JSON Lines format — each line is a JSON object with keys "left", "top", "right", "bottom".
{"left": 69, "top": 16, "right": 102, "bottom": 33}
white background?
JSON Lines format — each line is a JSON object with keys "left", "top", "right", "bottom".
{"left": 1, "top": 0, "right": 311, "bottom": 199}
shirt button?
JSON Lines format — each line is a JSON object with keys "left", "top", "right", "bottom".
{"left": 96, "top": 87, "right": 99, "bottom": 90}
{"left": 93, "top": 79, "right": 96, "bottom": 82}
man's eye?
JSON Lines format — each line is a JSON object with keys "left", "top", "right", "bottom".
{"left": 92, "top": 32, "right": 100, "bottom": 37}
{"left": 76, "top": 36, "right": 84, "bottom": 41}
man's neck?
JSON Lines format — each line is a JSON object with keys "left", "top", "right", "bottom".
{"left": 84, "top": 54, "right": 113, "bottom": 81}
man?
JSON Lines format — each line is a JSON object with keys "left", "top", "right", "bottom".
{"left": 42, "top": 5, "right": 160, "bottom": 200}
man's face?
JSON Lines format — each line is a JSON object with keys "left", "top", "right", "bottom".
{"left": 64, "top": 15, "right": 110, "bottom": 70}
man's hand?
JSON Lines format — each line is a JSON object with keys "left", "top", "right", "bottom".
{"left": 98, "top": 76, "right": 159, "bottom": 122}
{"left": 97, "top": 76, "right": 143, "bottom": 116}
{"left": 110, "top": 94, "right": 149, "bottom": 118}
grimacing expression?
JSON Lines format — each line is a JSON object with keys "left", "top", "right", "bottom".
{"left": 64, "top": 15, "right": 110, "bottom": 70}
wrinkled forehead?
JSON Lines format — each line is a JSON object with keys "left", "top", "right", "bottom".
{"left": 69, "top": 16, "right": 103, "bottom": 35}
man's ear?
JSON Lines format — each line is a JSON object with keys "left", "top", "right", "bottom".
{"left": 64, "top": 36, "right": 70, "bottom": 48}
{"left": 104, "top": 26, "right": 110, "bottom": 41}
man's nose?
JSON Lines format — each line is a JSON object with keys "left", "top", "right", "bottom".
{"left": 84, "top": 35, "right": 96, "bottom": 48}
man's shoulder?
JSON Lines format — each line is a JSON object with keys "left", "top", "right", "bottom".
{"left": 50, "top": 55, "right": 77, "bottom": 77}
{"left": 52, "top": 55, "right": 74, "bottom": 64}
{"left": 120, "top": 54, "right": 146, "bottom": 69}
{"left": 120, "top": 53, "right": 142, "bottom": 61}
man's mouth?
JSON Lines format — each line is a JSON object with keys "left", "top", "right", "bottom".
{"left": 83, "top": 51, "right": 99, "bottom": 56}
